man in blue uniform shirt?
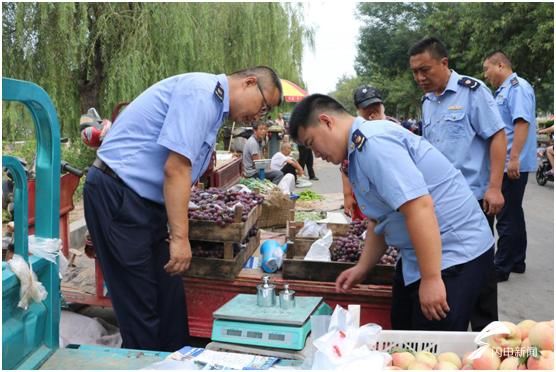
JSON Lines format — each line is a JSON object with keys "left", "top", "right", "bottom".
{"left": 483, "top": 51, "right": 538, "bottom": 282}
{"left": 84, "top": 66, "right": 282, "bottom": 351}
{"left": 409, "top": 37, "right": 506, "bottom": 332}
{"left": 288, "top": 94, "right": 494, "bottom": 331}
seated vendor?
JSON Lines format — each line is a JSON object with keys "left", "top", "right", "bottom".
{"left": 270, "top": 142, "right": 311, "bottom": 187}
{"left": 242, "top": 121, "right": 284, "bottom": 184}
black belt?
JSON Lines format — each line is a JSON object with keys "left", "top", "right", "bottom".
{"left": 93, "top": 158, "right": 121, "bottom": 181}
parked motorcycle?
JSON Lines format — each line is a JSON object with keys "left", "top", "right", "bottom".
{"left": 536, "top": 147, "right": 553, "bottom": 186}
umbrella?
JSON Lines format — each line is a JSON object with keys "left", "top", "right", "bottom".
{"left": 281, "top": 79, "right": 308, "bottom": 103}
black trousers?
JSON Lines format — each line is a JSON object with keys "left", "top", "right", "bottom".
{"left": 281, "top": 163, "right": 298, "bottom": 181}
{"left": 83, "top": 167, "right": 189, "bottom": 351}
{"left": 391, "top": 248, "right": 493, "bottom": 331}
{"left": 469, "top": 201, "right": 498, "bottom": 331}
{"left": 495, "top": 173, "right": 529, "bottom": 275}
{"left": 297, "top": 145, "right": 316, "bottom": 179}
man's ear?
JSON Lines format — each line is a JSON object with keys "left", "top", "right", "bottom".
{"left": 440, "top": 57, "right": 449, "bottom": 68}
{"left": 318, "top": 113, "right": 333, "bottom": 129}
{"left": 244, "top": 76, "right": 257, "bottom": 88}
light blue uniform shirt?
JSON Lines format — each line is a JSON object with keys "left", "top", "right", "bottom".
{"left": 98, "top": 73, "right": 229, "bottom": 204}
{"left": 422, "top": 70, "right": 505, "bottom": 200}
{"left": 494, "top": 72, "right": 537, "bottom": 172}
{"left": 348, "top": 118, "right": 494, "bottom": 285}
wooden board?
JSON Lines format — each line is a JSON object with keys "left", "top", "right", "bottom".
{"left": 282, "top": 241, "right": 395, "bottom": 285}
{"left": 183, "top": 231, "right": 260, "bottom": 280}
{"left": 282, "top": 257, "right": 394, "bottom": 285}
{"left": 189, "top": 204, "right": 262, "bottom": 242}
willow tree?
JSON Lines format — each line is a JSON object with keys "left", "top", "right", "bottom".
{"left": 2, "top": 2, "right": 313, "bottom": 140}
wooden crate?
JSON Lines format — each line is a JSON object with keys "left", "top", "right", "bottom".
{"left": 282, "top": 241, "right": 395, "bottom": 285}
{"left": 184, "top": 231, "right": 260, "bottom": 280}
{"left": 188, "top": 204, "right": 262, "bottom": 242}
{"left": 286, "top": 220, "right": 352, "bottom": 259}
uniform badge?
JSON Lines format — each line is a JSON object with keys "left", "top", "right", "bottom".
{"left": 448, "top": 105, "right": 463, "bottom": 110}
{"left": 351, "top": 129, "right": 367, "bottom": 152}
{"left": 457, "top": 77, "right": 480, "bottom": 91}
{"left": 510, "top": 77, "right": 519, "bottom": 86}
{"left": 214, "top": 82, "right": 224, "bottom": 102}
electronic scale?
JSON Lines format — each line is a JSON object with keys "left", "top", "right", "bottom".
{"left": 211, "top": 294, "right": 332, "bottom": 350}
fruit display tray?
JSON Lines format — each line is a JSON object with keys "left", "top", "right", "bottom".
{"left": 189, "top": 204, "right": 262, "bottom": 242}
{"left": 184, "top": 231, "right": 260, "bottom": 280}
{"left": 374, "top": 330, "right": 479, "bottom": 355}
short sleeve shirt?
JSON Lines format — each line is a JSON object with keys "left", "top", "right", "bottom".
{"left": 98, "top": 73, "right": 229, "bottom": 204}
{"left": 494, "top": 73, "right": 537, "bottom": 172}
{"left": 422, "top": 70, "right": 505, "bottom": 200}
{"left": 348, "top": 117, "right": 494, "bottom": 285}
{"left": 270, "top": 152, "right": 291, "bottom": 171}
{"left": 242, "top": 135, "right": 262, "bottom": 177}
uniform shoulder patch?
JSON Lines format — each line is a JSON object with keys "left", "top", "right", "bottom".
{"left": 457, "top": 77, "right": 480, "bottom": 91}
{"left": 510, "top": 77, "right": 519, "bottom": 86}
{"left": 421, "top": 95, "right": 428, "bottom": 103}
{"left": 351, "top": 129, "right": 367, "bottom": 152}
{"left": 214, "top": 82, "right": 224, "bottom": 102}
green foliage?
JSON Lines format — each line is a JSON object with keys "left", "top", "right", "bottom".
{"left": 2, "top": 2, "right": 313, "bottom": 142}
{"left": 347, "top": 2, "right": 554, "bottom": 116}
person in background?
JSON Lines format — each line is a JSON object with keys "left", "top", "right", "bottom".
{"left": 483, "top": 50, "right": 538, "bottom": 281}
{"left": 538, "top": 125, "right": 554, "bottom": 174}
{"left": 288, "top": 94, "right": 495, "bottom": 331}
{"left": 297, "top": 144, "right": 318, "bottom": 181}
{"left": 242, "top": 121, "right": 284, "bottom": 184}
{"left": 409, "top": 37, "right": 506, "bottom": 332}
{"left": 84, "top": 66, "right": 282, "bottom": 351}
{"left": 341, "top": 85, "right": 399, "bottom": 219}
{"left": 270, "top": 142, "right": 311, "bottom": 187}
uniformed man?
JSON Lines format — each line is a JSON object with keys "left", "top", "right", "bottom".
{"left": 409, "top": 37, "right": 507, "bottom": 332}
{"left": 288, "top": 94, "right": 495, "bottom": 331}
{"left": 483, "top": 51, "right": 538, "bottom": 282}
{"left": 84, "top": 66, "right": 282, "bottom": 351}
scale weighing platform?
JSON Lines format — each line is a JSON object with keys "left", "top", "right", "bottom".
{"left": 211, "top": 294, "right": 332, "bottom": 350}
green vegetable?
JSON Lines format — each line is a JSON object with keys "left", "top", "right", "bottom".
{"left": 239, "top": 177, "right": 277, "bottom": 193}
{"left": 298, "top": 190, "right": 324, "bottom": 201}
{"left": 295, "top": 210, "right": 326, "bottom": 222}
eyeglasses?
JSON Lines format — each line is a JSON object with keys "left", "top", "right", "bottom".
{"left": 256, "top": 81, "right": 271, "bottom": 116}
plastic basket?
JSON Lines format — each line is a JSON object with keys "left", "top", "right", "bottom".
{"left": 373, "top": 330, "right": 479, "bottom": 356}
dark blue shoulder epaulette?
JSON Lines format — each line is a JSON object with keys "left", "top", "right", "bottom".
{"left": 510, "top": 77, "right": 519, "bottom": 86}
{"left": 421, "top": 95, "right": 428, "bottom": 103}
{"left": 457, "top": 77, "right": 480, "bottom": 91}
{"left": 214, "top": 82, "right": 224, "bottom": 102}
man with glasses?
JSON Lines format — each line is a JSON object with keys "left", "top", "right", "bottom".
{"left": 84, "top": 66, "right": 282, "bottom": 351}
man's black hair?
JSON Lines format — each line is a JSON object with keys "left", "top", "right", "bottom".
{"left": 231, "top": 66, "right": 283, "bottom": 106}
{"left": 484, "top": 50, "right": 513, "bottom": 69}
{"left": 409, "top": 37, "right": 449, "bottom": 60}
{"left": 252, "top": 121, "right": 268, "bottom": 130}
{"left": 288, "top": 94, "right": 347, "bottom": 142}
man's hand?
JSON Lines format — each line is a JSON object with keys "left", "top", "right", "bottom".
{"left": 164, "top": 238, "right": 192, "bottom": 275}
{"left": 507, "top": 158, "right": 520, "bottom": 179}
{"left": 419, "top": 276, "right": 450, "bottom": 321}
{"left": 335, "top": 264, "right": 367, "bottom": 293}
{"left": 482, "top": 187, "right": 504, "bottom": 215}
{"left": 343, "top": 194, "right": 356, "bottom": 217}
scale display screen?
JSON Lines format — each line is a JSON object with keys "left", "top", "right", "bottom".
{"left": 220, "top": 327, "right": 292, "bottom": 345}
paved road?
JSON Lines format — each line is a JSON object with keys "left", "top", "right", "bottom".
{"left": 304, "top": 157, "right": 554, "bottom": 323}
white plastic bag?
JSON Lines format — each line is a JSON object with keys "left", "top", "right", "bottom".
{"left": 227, "top": 184, "right": 252, "bottom": 194}
{"left": 297, "top": 220, "right": 328, "bottom": 238}
{"left": 304, "top": 229, "right": 332, "bottom": 261}
{"left": 28, "top": 235, "right": 62, "bottom": 264}
{"left": 28, "top": 235, "right": 67, "bottom": 276}
{"left": 311, "top": 305, "right": 389, "bottom": 370}
{"left": 6, "top": 254, "right": 48, "bottom": 310}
